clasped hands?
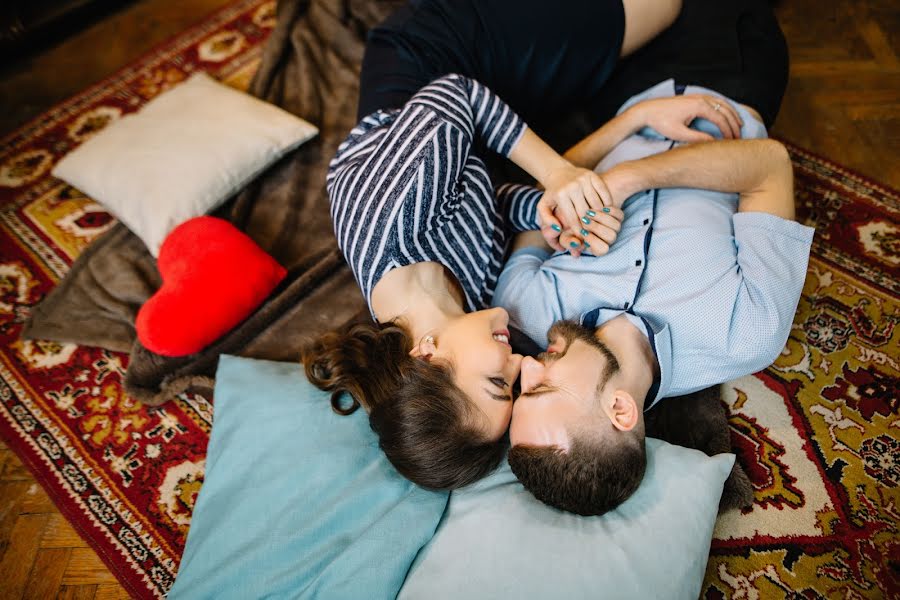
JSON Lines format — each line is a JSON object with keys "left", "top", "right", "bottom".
{"left": 537, "top": 165, "right": 624, "bottom": 257}
{"left": 538, "top": 93, "right": 744, "bottom": 256}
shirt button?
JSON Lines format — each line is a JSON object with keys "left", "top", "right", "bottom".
{"left": 635, "top": 259, "right": 642, "bottom": 267}
{"left": 643, "top": 219, "right": 649, "bottom": 225}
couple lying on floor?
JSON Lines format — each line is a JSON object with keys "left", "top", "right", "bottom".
{"left": 301, "top": 0, "right": 814, "bottom": 515}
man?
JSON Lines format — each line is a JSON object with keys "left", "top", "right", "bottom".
{"left": 492, "top": 80, "right": 815, "bottom": 515}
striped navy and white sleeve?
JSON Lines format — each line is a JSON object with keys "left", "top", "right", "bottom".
{"left": 407, "top": 74, "right": 527, "bottom": 157}
{"left": 325, "top": 74, "right": 529, "bottom": 309}
{"left": 496, "top": 183, "right": 543, "bottom": 232}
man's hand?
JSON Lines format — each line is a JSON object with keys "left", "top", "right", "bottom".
{"left": 629, "top": 94, "right": 744, "bottom": 142}
{"left": 536, "top": 166, "right": 623, "bottom": 257}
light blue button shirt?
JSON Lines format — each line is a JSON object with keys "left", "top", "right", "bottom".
{"left": 492, "top": 80, "right": 815, "bottom": 408}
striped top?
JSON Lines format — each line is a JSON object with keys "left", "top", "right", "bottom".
{"left": 326, "top": 74, "right": 542, "bottom": 315}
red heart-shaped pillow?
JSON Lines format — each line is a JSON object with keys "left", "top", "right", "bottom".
{"left": 136, "top": 216, "right": 287, "bottom": 357}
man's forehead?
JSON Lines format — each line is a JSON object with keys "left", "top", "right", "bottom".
{"left": 510, "top": 391, "right": 574, "bottom": 449}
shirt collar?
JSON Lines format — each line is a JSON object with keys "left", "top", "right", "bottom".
{"left": 581, "top": 308, "right": 672, "bottom": 410}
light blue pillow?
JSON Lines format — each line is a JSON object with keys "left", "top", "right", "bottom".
{"left": 168, "top": 355, "right": 448, "bottom": 600}
{"left": 399, "top": 438, "right": 733, "bottom": 600}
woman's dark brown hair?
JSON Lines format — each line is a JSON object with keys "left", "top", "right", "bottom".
{"left": 300, "top": 320, "right": 505, "bottom": 490}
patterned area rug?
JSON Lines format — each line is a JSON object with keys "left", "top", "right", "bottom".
{"left": 0, "top": 0, "right": 897, "bottom": 597}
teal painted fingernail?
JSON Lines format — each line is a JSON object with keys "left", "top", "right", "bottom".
{"left": 587, "top": 210, "right": 596, "bottom": 217}
{"left": 602, "top": 207, "right": 611, "bottom": 213}
{"left": 581, "top": 216, "right": 590, "bottom": 224}
{"left": 583, "top": 241, "right": 591, "bottom": 248}
{"left": 569, "top": 241, "right": 580, "bottom": 248}
{"left": 580, "top": 229, "right": 589, "bottom": 236}
{"left": 551, "top": 224, "right": 561, "bottom": 232}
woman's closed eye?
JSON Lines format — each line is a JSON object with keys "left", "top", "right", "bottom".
{"left": 489, "top": 377, "right": 508, "bottom": 390}
{"left": 486, "top": 377, "right": 511, "bottom": 402}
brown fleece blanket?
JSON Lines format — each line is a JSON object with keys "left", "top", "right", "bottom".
{"left": 25, "top": 0, "right": 391, "bottom": 402}
{"left": 24, "top": 0, "right": 752, "bottom": 510}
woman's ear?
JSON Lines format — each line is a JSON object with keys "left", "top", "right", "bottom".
{"left": 409, "top": 335, "right": 437, "bottom": 360}
{"left": 605, "top": 390, "right": 639, "bottom": 432}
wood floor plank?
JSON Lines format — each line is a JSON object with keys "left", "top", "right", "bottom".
{"left": 0, "top": 481, "right": 32, "bottom": 561}
{"left": 853, "top": 119, "right": 900, "bottom": 183}
{"left": 0, "top": 447, "right": 10, "bottom": 478}
{"left": 789, "top": 60, "right": 894, "bottom": 77}
{"left": 94, "top": 583, "right": 133, "bottom": 600}
{"left": 62, "top": 547, "right": 120, "bottom": 586}
{"left": 810, "top": 89, "right": 900, "bottom": 106}
{"left": 0, "top": 454, "right": 33, "bottom": 482}
{"left": 857, "top": 20, "right": 899, "bottom": 66}
{"left": 41, "top": 513, "right": 91, "bottom": 549}
{"left": 20, "top": 482, "right": 57, "bottom": 514}
{"left": 58, "top": 584, "right": 99, "bottom": 600}
{"left": 0, "top": 513, "right": 49, "bottom": 599}
{"left": 23, "top": 547, "right": 72, "bottom": 600}
{"left": 846, "top": 103, "right": 900, "bottom": 120}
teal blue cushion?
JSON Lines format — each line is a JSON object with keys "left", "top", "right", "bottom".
{"left": 399, "top": 438, "right": 733, "bottom": 600}
{"left": 168, "top": 355, "right": 448, "bottom": 600}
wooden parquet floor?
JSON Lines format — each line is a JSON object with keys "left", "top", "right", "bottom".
{"left": 0, "top": 0, "right": 897, "bottom": 599}
{"left": 772, "top": 0, "right": 900, "bottom": 187}
{"left": 0, "top": 441, "right": 129, "bottom": 599}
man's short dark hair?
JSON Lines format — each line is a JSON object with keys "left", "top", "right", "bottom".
{"left": 508, "top": 429, "right": 647, "bottom": 516}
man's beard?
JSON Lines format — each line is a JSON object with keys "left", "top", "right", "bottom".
{"left": 540, "top": 320, "right": 620, "bottom": 385}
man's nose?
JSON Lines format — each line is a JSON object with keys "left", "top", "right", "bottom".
{"left": 519, "top": 356, "right": 545, "bottom": 393}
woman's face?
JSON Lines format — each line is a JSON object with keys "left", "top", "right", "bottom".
{"left": 430, "top": 307, "right": 523, "bottom": 440}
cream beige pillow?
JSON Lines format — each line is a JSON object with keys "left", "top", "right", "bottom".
{"left": 52, "top": 72, "right": 318, "bottom": 256}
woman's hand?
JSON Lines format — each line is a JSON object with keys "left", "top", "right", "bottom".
{"left": 506, "top": 128, "right": 624, "bottom": 255}
{"left": 628, "top": 94, "right": 744, "bottom": 143}
{"left": 537, "top": 166, "right": 624, "bottom": 257}
{"left": 555, "top": 203, "right": 625, "bottom": 258}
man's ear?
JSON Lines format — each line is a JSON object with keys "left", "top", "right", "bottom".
{"left": 409, "top": 336, "right": 437, "bottom": 360}
{"left": 603, "top": 390, "right": 639, "bottom": 432}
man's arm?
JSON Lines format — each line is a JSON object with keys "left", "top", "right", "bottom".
{"left": 562, "top": 109, "right": 646, "bottom": 170}
{"left": 605, "top": 138, "right": 812, "bottom": 380}
{"left": 602, "top": 139, "right": 795, "bottom": 219}
{"left": 564, "top": 94, "right": 746, "bottom": 169}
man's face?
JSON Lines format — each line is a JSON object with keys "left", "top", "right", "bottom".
{"left": 509, "top": 321, "right": 617, "bottom": 450}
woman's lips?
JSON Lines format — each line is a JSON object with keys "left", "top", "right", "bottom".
{"left": 492, "top": 329, "right": 511, "bottom": 346}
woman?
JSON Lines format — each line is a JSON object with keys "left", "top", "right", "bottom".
{"left": 301, "top": 0, "right": 686, "bottom": 490}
